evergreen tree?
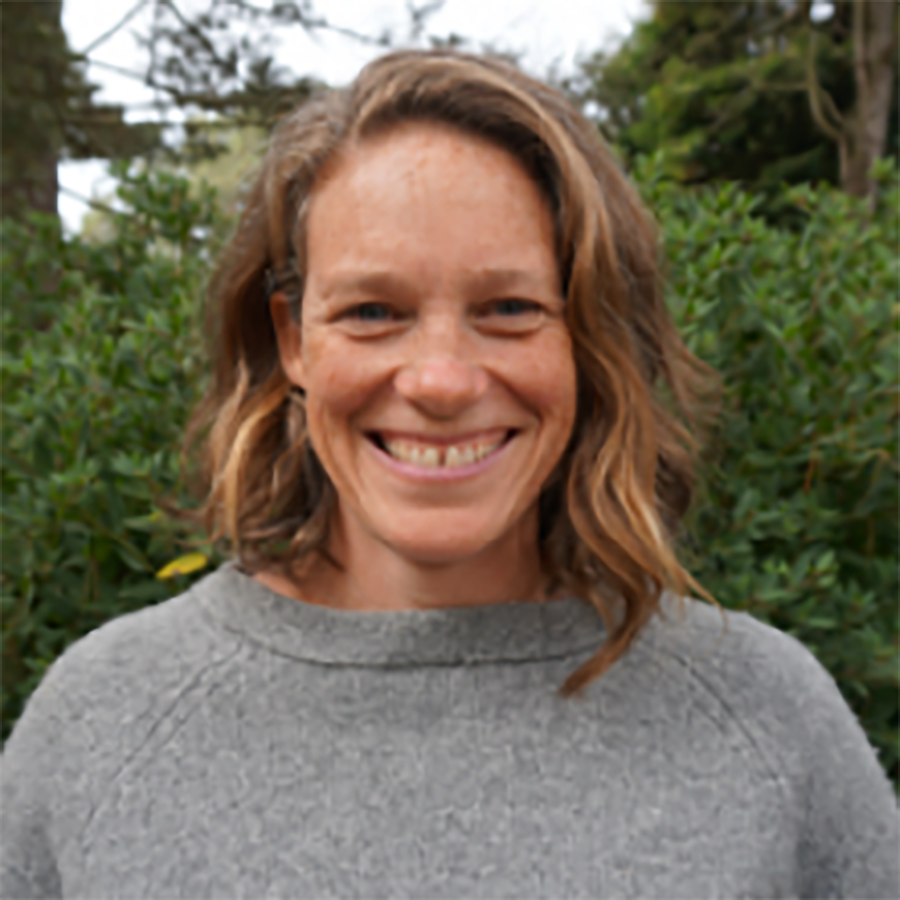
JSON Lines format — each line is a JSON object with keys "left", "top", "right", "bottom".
{"left": 2, "top": 1, "right": 79, "bottom": 217}
{"left": 1, "top": 1, "right": 159, "bottom": 220}
{"left": 573, "top": 1, "right": 897, "bottom": 197}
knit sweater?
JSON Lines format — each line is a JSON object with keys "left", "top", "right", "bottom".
{"left": 2, "top": 564, "right": 898, "bottom": 900}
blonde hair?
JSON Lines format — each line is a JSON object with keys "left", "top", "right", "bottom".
{"left": 188, "top": 49, "right": 718, "bottom": 693}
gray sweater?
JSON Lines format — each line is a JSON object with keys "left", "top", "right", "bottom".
{"left": 2, "top": 564, "right": 898, "bottom": 900}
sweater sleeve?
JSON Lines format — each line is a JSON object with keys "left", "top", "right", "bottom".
{"left": 780, "top": 632, "right": 900, "bottom": 900}
{"left": 1, "top": 665, "right": 65, "bottom": 900}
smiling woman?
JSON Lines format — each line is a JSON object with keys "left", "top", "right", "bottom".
{"left": 264, "top": 121, "right": 576, "bottom": 606}
{"left": 195, "top": 52, "right": 712, "bottom": 683}
{"left": 2, "top": 49, "right": 898, "bottom": 900}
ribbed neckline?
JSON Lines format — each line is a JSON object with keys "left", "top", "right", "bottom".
{"left": 195, "top": 563, "right": 606, "bottom": 667}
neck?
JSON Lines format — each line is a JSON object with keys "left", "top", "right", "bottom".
{"left": 256, "top": 506, "right": 550, "bottom": 612}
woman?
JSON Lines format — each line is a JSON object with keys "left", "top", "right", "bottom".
{"left": 2, "top": 50, "right": 897, "bottom": 899}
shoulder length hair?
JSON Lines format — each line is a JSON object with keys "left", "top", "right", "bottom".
{"left": 188, "top": 48, "right": 718, "bottom": 694}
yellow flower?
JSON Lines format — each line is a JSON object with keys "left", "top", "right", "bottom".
{"left": 156, "top": 552, "right": 209, "bottom": 580}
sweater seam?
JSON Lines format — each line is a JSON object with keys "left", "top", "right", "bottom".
{"left": 637, "top": 637, "right": 792, "bottom": 796}
{"left": 209, "top": 617, "right": 602, "bottom": 669}
{"left": 77, "top": 635, "right": 245, "bottom": 850}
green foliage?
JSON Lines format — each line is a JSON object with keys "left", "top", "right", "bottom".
{"left": 642, "top": 158, "right": 899, "bottom": 781}
{"left": 1, "top": 168, "right": 223, "bottom": 737}
{"left": 572, "top": 1, "right": 897, "bottom": 190}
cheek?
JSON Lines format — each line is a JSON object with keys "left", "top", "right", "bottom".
{"left": 301, "top": 339, "right": 376, "bottom": 489}
{"left": 513, "top": 329, "right": 578, "bottom": 439}
{"left": 301, "top": 333, "right": 383, "bottom": 423}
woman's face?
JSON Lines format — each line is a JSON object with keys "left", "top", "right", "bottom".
{"left": 275, "top": 122, "right": 577, "bottom": 568}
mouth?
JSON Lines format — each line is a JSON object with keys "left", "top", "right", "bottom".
{"left": 366, "top": 429, "right": 517, "bottom": 470}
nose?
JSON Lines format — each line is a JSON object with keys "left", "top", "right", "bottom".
{"left": 394, "top": 353, "right": 490, "bottom": 419}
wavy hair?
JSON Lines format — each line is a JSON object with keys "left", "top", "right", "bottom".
{"left": 187, "top": 49, "right": 718, "bottom": 694}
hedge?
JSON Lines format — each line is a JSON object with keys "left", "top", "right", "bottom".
{"left": 2, "top": 164, "right": 897, "bottom": 785}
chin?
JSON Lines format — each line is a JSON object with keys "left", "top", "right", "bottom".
{"left": 378, "top": 519, "right": 511, "bottom": 568}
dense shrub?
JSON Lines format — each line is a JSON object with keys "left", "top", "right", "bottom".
{"left": 642, "top": 160, "right": 899, "bottom": 782}
{"left": 1, "top": 170, "right": 222, "bottom": 737}
{"left": 2, "top": 165, "right": 897, "bottom": 786}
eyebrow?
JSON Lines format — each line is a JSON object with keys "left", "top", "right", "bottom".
{"left": 466, "top": 268, "right": 559, "bottom": 295}
{"left": 318, "top": 267, "right": 560, "bottom": 301}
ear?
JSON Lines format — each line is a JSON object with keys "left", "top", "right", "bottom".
{"left": 270, "top": 291, "right": 307, "bottom": 390}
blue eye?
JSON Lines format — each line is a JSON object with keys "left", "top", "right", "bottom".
{"left": 352, "top": 303, "right": 391, "bottom": 321}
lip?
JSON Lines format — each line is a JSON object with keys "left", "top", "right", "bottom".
{"left": 365, "top": 429, "right": 516, "bottom": 481}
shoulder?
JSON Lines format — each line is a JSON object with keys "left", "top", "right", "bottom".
{"left": 638, "top": 596, "right": 842, "bottom": 719}
{"left": 3, "top": 567, "right": 245, "bottom": 770}
{"left": 636, "top": 598, "right": 898, "bottom": 854}
{"left": 47, "top": 569, "right": 239, "bottom": 703}
{"left": 0, "top": 568, "right": 246, "bottom": 898}
{"left": 619, "top": 596, "right": 879, "bottom": 789}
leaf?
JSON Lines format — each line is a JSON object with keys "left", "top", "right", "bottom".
{"left": 732, "top": 487, "right": 760, "bottom": 525}
{"left": 156, "top": 552, "right": 210, "bottom": 580}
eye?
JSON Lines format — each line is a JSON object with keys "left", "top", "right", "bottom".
{"left": 490, "top": 299, "right": 541, "bottom": 317}
{"left": 333, "top": 300, "right": 407, "bottom": 337}
{"left": 345, "top": 302, "right": 392, "bottom": 322}
{"left": 477, "top": 298, "right": 545, "bottom": 335}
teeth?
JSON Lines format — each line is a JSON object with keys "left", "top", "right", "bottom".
{"left": 420, "top": 447, "right": 440, "bottom": 468}
{"left": 444, "top": 444, "right": 478, "bottom": 468}
{"left": 382, "top": 437, "right": 504, "bottom": 467}
{"left": 445, "top": 445, "right": 463, "bottom": 468}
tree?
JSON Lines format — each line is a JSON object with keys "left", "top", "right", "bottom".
{"left": 2, "top": 0, "right": 450, "bottom": 220}
{"left": 1, "top": 2, "right": 67, "bottom": 216}
{"left": 95, "top": 0, "right": 447, "bottom": 143}
{"left": 807, "top": 0, "right": 898, "bottom": 198}
{"left": 572, "top": 1, "right": 897, "bottom": 198}
{"left": 0, "top": 1, "right": 159, "bottom": 220}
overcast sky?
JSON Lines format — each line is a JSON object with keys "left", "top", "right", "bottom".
{"left": 59, "top": 0, "right": 647, "bottom": 229}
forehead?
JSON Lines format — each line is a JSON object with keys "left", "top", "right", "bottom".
{"left": 314, "top": 120, "right": 540, "bottom": 198}
{"left": 303, "top": 122, "right": 558, "bottom": 281}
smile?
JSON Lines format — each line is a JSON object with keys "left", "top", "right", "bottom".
{"left": 368, "top": 430, "right": 514, "bottom": 470}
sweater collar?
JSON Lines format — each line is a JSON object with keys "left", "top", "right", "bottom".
{"left": 196, "top": 563, "right": 606, "bottom": 667}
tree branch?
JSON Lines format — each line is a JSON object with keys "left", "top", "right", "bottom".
{"left": 233, "top": 0, "right": 389, "bottom": 46}
{"left": 79, "top": 0, "right": 152, "bottom": 55}
{"left": 853, "top": 0, "right": 870, "bottom": 109}
{"left": 407, "top": 0, "right": 446, "bottom": 42}
{"left": 806, "top": 28, "right": 844, "bottom": 142}
{"left": 158, "top": 0, "right": 237, "bottom": 75}
{"left": 58, "top": 185, "right": 121, "bottom": 217}
{"left": 87, "top": 58, "right": 154, "bottom": 83}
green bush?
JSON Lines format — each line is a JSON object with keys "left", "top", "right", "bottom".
{"left": 2, "top": 164, "right": 897, "bottom": 788}
{"left": 642, "top": 160, "right": 899, "bottom": 783}
{"left": 1, "top": 169, "right": 222, "bottom": 737}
